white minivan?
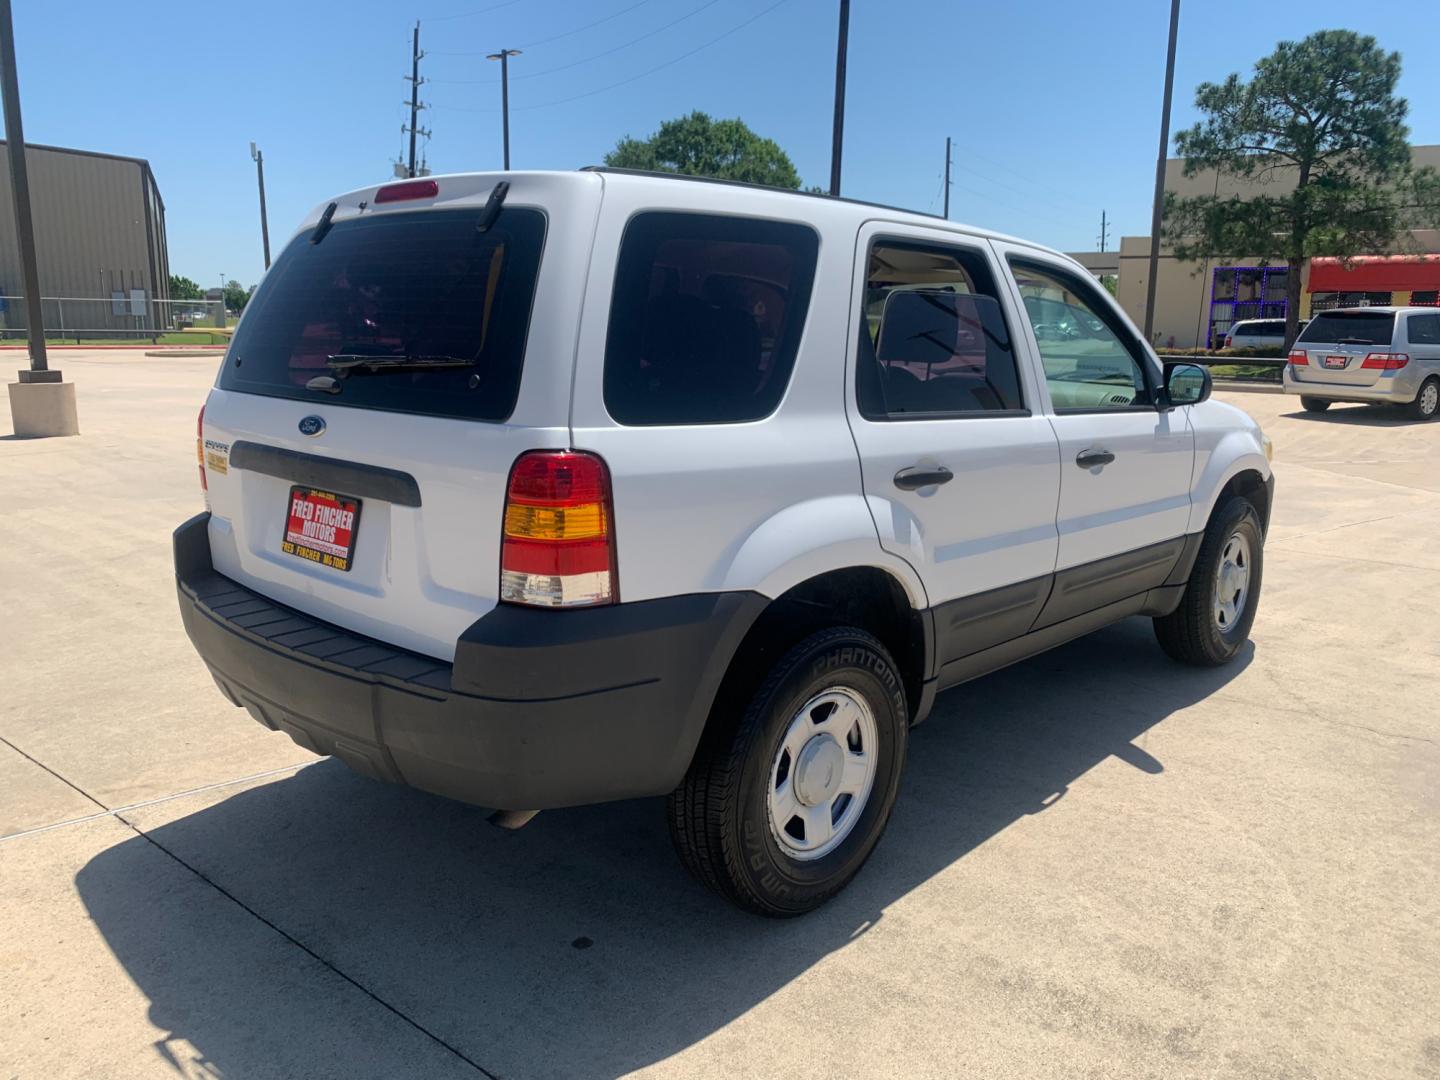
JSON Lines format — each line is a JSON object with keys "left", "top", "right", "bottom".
{"left": 177, "top": 169, "right": 1274, "bottom": 914}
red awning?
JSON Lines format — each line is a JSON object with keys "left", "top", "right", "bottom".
{"left": 1308, "top": 255, "right": 1440, "bottom": 293}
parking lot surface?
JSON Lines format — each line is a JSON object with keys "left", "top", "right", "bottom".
{"left": 3, "top": 350, "right": 1438, "bottom": 1080}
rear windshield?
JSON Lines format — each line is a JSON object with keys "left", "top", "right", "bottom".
{"left": 219, "top": 206, "right": 546, "bottom": 421}
{"left": 1297, "top": 311, "right": 1395, "bottom": 347}
{"left": 603, "top": 211, "right": 819, "bottom": 425}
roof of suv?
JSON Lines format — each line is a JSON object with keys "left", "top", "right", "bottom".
{"left": 309, "top": 168, "right": 1067, "bottom": 266}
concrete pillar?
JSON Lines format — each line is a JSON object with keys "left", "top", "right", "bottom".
{"left": 7, "top": 369, "right": 78, "bottom": 437}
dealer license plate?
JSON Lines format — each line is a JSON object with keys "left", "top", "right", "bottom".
{"left": 1323, "top": 355, "right": 1349, "bottom": 369}
{"left": 281, "top": 486, "right": 361, "bottom": 572}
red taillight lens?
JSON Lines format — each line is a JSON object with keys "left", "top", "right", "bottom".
{"left": 500, "top": 451, "right": 616, "bottom": 608}
{"left": 1361, "top": 352, "right": 1409, "bottom": 370}
{"left": 196, "top": 404, "right": 207, "bottom": 492}
{"left": 1224, "top": 335, "right": 1233, "bottom": 348}
{"left": 374, "top": 179, "right": 439, "bottom": 204}
{"left": 1288, "top": 350, "right": 1309, "bottom": 366}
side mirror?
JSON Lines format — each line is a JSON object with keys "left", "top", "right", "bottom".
{"left": 1163, "top": 362, "right": 1212, "bottom": 408}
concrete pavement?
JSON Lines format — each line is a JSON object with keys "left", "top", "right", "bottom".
{"left": 3, "top": 351, "right": 1438, "bottom": 1079}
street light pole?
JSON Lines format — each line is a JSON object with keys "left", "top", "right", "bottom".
{"left": 250, "top": 142, "right": 271, "bottom": 270}
{"left": 486, "top": 48, "right": 521, "bottom": 170}
{"left": 828, "top": 0, "right": 850, "bottom": 197}
{"left": 1143, "top": 0, "right": 1181, "bottom": 342}
{"left": 0, "top": 0, "right": 47, "bottom": 376}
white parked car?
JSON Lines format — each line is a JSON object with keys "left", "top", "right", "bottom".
{"left": 177, "top": 170, "right": 1275, "bottom": 915}
{"left": 1284, "top": 307, "right": 1440, "bottom": 420}
{"left": 1223, "top": 317, "right": 1306, "bottom": 350}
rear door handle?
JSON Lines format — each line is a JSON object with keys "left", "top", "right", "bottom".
{"left": 894, "top": 465, "right": 954, "bottom": 490}
{"left": 1075, "top": 449, "right": 1115, "bottom": 469}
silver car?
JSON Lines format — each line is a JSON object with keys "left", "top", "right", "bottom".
{"left": 1283, "top": 307, "right": 1440, "bottom": 421}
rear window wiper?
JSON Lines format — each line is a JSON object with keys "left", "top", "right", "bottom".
{"left": 325, "top": 354, "right": 476, "bottom": 374}
{"left": 1335, "top": 337, "right": 1376, "bottom": 345}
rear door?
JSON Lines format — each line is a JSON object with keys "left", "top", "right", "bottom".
{"left": 200, "top": 173, "right": 601, "bottom": 660}
{"left": 994, "top": 243, "right": 1195, "bottom": 573}
{"left": 844, "top": 223, "right": 1062, "bottom": 666}
{"left": 1290, "top": 310, "right": 1398, "bottom": 387}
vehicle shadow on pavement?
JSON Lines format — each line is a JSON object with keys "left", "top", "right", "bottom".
{"left": 76, "top": 617, "right": 1251, "bottom": 1080}
{"left": 1281, "top": 405, "right": 1413, "bottom": 425}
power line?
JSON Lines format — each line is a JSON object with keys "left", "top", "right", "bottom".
{"left": 424, "top": 0, "right": 525, "bottom": 24}
{"left": 432, "top": 0, "right": 792, "bottom": 114}
{"left": 428, "top": 0, "right": 723, "bottom": 79}
{"left": 518, "top": 0, "right": 653, "bottom": 50}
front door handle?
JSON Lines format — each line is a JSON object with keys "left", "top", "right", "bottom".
{"left": 894, "top": 465, "right": 954, "bottom": 490}
{"left": 1075, "top": 449, "right": 1115, "bottom": 469}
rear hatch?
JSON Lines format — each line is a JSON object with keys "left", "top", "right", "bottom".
{"left": 1290, "top": 310, "right": 1396, "bottom": 386}
{"left": 199, "top": 172, "right": 599, "bottom": 660}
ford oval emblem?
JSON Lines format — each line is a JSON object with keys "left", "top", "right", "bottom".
{"left": 298, "top": 415, "right": 326, "bottom": 438}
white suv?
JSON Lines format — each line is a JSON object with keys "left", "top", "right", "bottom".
{"left": 176, "top": 170, "right": 1274, "bottom": 915}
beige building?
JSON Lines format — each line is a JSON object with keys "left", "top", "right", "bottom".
{"left": 1074, "top": 146, "right": 1440, "bottom": 349}
{"left": 0, "top": 141, "right": 170, "bottom": 334}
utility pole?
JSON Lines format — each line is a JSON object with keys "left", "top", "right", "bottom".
{"left": 250, "top": 142, "right": 271, "bottom": 270}
{"left": 1143, "top": 0, "right": 1181, "bottom": 341}
{"left": 2, "top": 0, "right": 79, "bottom": 436}
{"left": 828, "top": 0, "right": 849, "bottom": 197}
{"left": 1098, "top": 209, "right": 1110, "bottom": 253}
{"left": 0, "top": 0, "right": 45, "bottom": 376}
{"left": 487, "top": 48, "right": 521, "bottom": 170}
{"left": 404, "top": 22, "right": 429, "bottom": 178}
{"left": 943, "top": 136, "right": 952, "bottom": 220}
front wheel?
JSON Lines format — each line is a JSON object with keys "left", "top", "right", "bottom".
{"left": 1406, "top": 377, "right": 1439, "bottom": 421}
{"left": 1154, "top": 495, "right": 1264, "bottom": 666}
{"left": 667, "top": 627, "right": 909, "bottom": 916}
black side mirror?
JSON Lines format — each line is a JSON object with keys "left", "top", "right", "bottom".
{"left": 1163, "top": 362, "right": 1212, "bottom": 408}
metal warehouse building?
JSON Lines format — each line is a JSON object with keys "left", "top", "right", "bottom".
{"left": 0, "top": 140, "right": 170, "bottom": 335}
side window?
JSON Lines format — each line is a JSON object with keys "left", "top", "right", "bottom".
{"left": 1407, "top": 313, "right": 1440, "bottom": 345}
{"left": 857, "top": 240, "right": 1024, "bottom": 419}
{"left": 1009, "top": 259, "right": 1155, "bottom": 411}
{"left": 603, "top": 212, "right": 818, "bottom": 426}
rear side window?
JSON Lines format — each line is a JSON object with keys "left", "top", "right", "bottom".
{"left": 1298, "top": 311, "right": 1396, "bottom": 347}
{"left": 220, "top": 207, "right": 546, "bottom": 422}
{"left": 857, "top": 240, "right": 1024, "bottom": 418}
{"left": 603, "top": 212, "right": 818, "bottom": 425}
{"left": 1407, "top": 313, "right": 1440, "bottom": 345}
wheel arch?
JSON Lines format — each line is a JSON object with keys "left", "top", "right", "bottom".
{"left": 1188, "top": 446, "right": 1272, "bottom": 535}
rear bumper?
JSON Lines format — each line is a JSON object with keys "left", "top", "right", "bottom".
{"left": 1283, "top": 367, "right": 1418, "bottom": 403}
{"left": 174, "top": 513, "right": 765, "bottom": 810}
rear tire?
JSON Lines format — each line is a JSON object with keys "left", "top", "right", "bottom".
{"left": 1406, "top": 377, "right": 1439, "bottom": 421}
{"left": 1154, "top": 495, "right": 1264, "bottom": 667}
{"left": 1300, "top": 396, "right": 1331, "bottom": 413}
{"left": 667, "top": 627, "right": 908, "bottom": 917}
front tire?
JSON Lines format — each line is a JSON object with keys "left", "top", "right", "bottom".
{"left": 1300, "top": 396, "right": 1331, "bottom": 413}
{"left": 1154, "top": 495, "right": 1264, "bottom": 666}
{"left": 667, "top": 627, "right": 908, "bottom": 917}
{"left": 1406, "top": 377, "right": 1439, "bottom": 421}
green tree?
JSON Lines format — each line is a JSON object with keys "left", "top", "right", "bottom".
{"left": 168, "top": 274, "right": 203, "bottom": 300}
{"left": 605, "top": 111, "right": 803, "bottom": 189}
{"left": 1163, "top": 30, "right": 1440, "bottom": 346}
{"left": 223, "top": 279, "right": 252, "bottom": 313}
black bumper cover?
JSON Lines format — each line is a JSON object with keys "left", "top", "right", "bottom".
{"left": 174, "top": 513, "right": 766, "bottom": 810}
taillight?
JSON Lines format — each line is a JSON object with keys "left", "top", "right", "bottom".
{"left": 1288, "top": 349, "right": 1309, "bottom": 366}
{"left": 500, "top": 450, "right": 616, "bottom": 608}
{"left": 196, "top": 404, "right": 207, "bottom": 492}
{"left": 374, "top": 179, "right": 439, "bottom": 204}
{"left": 1224, "top": 335, "right": 1233, "bottom": 348}
{"left": 1361, "top": 352, "right": 1409, "bottom": 370}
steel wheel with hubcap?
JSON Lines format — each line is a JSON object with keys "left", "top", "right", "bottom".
{"left": 1213, "top": 532, "right": 1251, "bottom": 633}
{"left": 1409, "top": 378, "right": 1439, "bottom": 421}
{"left": 767, "top": 688, "right": 878, "bottom": 861}
{"left": 668, "top": 626, "right": 908, "bottom": 917}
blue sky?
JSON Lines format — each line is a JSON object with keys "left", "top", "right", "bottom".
{"left": 13, "top": 0, "right": 1440, "bottom": 288}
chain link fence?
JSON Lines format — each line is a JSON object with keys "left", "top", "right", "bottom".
{"left": 0, "top": 296, "right": 231, "bottom": 345}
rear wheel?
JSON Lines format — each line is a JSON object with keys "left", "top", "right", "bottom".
{"left": 1300, "top": 396, "right": 1332, "bottom": 413}
{"left": 667, "top": 626, "right": 908, "bottom": 916}
{"left": 1407, "top": 377, "right": 1439, "bottom": 421}
{"left": 1154, "top": 495, "right": 1264, "bottom": 666}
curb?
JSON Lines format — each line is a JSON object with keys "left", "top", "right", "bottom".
{"left": 1212, "top": 381, "right": 1283, "bottom": 395}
